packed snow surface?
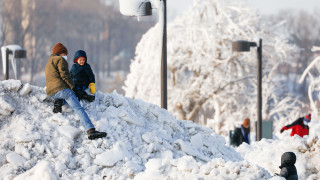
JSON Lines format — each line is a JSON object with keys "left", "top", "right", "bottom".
{"left": 0, "top": 80, "right": 266, "bottom": 179}
{"left": 0, "top": 80, "right": 319, "bottom": 179}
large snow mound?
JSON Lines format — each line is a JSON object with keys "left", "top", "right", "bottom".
{"left": 0, "top": 80, "right": 271, "bottom": 179}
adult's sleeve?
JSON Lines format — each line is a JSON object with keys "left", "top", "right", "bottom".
{"left": 281, "top": 126, "right": 289, "bottom": 131}
{"left": 70, "top": 65, "right": 75, "bottom": 78}
{"left": 283, "top": 118, "right": 301, "bottom": 129}
{"left": 57, "top": 58, "right": 75, "bottom": 89}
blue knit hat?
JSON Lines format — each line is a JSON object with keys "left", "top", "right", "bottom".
{"left": 73, "top": 50, "right": 87, "bottom": 63}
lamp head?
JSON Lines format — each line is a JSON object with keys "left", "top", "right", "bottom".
{"left": 232, "top": 40, "right": 257, "bottom": 52}
{"left": 2, "top": 45, "right": 27, "bottom": 58}
{"left": 14, "top": 49, "right": 26, "bottom": 58}
{"left": 119, "top": 0, "right": 152, "bottom": 16}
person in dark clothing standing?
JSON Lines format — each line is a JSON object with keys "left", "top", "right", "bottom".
{"left": 70, "top": 50, "right": 95, "bottom": 102}
{"left": 278, "top": 152, "right": 298, "bottom": 180}
{"left": 231, "top": 118, "right": 250, "bottom": 147}
{"left": 280, "top": 114, "right": 311, "bottom": 137}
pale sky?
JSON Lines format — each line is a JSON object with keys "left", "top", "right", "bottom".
{"left": 168, "top": 0, "right": 320, "bottom": 18}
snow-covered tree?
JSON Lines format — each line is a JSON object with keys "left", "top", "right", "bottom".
{"left": 299, "top": 46, "right": 320, "bottom": 118}
{"left": 123, "top": 0, "right": 305, "bottom": 134}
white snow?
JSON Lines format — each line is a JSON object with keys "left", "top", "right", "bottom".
{"left": 0, "top": 96, "right": 15, "bottom": 116}
{"left": 94, "top": 142, "right": 126, "bottom": 167}
{"left": 14, "top": 132, "right": 41, "bottom": 143}
{"left": 0, "top": 79, "right": 318, "bottom": 179}
{"left": 13, "top": 161, "right": 59, "bottom": 180}
{"left": 18, "top": 83, "right": 31, "bottom": 96}
{"left": 6, "top": 152, "right": 26, "bottom": 165}
{"left": 2, "top": 79, "right": 21, "bottom": 91}
{"left": 57, "top": 125, "right": 81, "bottom": 139}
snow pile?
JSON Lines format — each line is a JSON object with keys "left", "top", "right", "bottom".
{"left": 0, "top": 80, "right": 271, "bottom": 179}
{"left": 237, "top": 135, "right": 320, "bottom": 179}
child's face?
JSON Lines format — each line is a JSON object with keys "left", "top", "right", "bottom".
{"left": 77, "top": 57, "right": 86, "bottom": 66}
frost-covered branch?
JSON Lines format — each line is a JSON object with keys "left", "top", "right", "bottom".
{"left": 124, "top": 0, "right": 301, "bottom": 134}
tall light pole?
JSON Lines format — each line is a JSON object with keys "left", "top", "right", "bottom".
{"left": 161, "top": 0, "right": 167, "bottom": 109}
{"left": 118, "top": 0, "right": 167, "bottom": 109}
{"left": 232, "top": 39, "right": 263, "bottom": 141}
{"left": 5, "top": 49, "right": 11, "bottom": 80}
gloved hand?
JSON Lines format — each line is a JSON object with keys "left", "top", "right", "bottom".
{"left": 280, "top": 129, "right": 284, "bottom": 133}
{"left": 89, "top": 83, "right": 95, "bottom": 94}
{"left": 83, "top": 93, "right": 95, "bottom": 102}
{"left": 280, "top": 127, "right": 286, "bottom": 133}
{"left": 72, "top": 88, "right": 84, "bottom": 100}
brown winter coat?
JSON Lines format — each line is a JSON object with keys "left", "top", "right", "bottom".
{"left": 45, "top": 54, "right": 75, "bottom": 96}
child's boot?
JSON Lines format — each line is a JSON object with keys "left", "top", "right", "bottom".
{"left": 87, "top": 128, "right": 107, "bottom": 140}
{"left": 53, "top": 99, "right": 63, "bottom": 113}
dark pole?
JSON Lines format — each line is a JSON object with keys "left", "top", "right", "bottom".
{"left": 161, "top": 0, "right": 167, "bottom": 109}
{"left": 5, "top": 48, "right": 10, "bottom": 80}
{"left": 256, "top": 38, "right": 262, "bottom": 141}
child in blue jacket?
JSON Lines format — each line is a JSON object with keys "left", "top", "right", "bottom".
{"left": 70, "top": 50, "right": 95, "bottom": 102}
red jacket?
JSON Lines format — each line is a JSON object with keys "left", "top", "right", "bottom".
{"left": 281, "top": 117, "right": 309, "bottom": 137}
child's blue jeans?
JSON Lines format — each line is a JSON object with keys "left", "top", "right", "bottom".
{"left": 51, "top": 88, "right": 94, "bottom": 131}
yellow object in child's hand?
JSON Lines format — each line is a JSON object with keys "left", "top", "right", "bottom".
{"left": 89, "top": 83, "right": 95, "bottom": 94}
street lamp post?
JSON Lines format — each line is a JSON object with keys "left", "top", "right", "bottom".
{"left": 1, "top": 45, "right": 27, "bottom": 80}
{"left": 5, "top": 49, "right": 11, "bottom": 80}
{"left": 232, "top": 38, "right": 263, "bottom": 141}
{"left": 161, "top": 0, "right": 167, "bottom": 109}
{"left": 118, "top": 0, "right": 167, "bottom": 109}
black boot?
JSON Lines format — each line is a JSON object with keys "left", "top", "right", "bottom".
{"left": 87, "top": 128, "right": 107, "bottom": 140}
{"left": 83, "top": 93, "right": 95, "bottom": 102}
{"left": 53, "top": 99, "right": 63, "bottom": 113}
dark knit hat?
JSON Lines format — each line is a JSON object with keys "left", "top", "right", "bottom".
{"left": 73, "top": 50, "right": 87, "bottom": 63}
{"left": 52, "top": 43, "right": 68, "bottom": 55}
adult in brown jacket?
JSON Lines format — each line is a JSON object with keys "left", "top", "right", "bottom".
{"left": 45, "top": 42, "right": 106, "bottom": 140}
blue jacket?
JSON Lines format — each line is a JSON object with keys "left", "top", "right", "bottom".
{"left": 70, "top": 63, "right": 95, "bottom": 89}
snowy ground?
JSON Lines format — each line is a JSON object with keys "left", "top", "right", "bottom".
{"left": 0, "top": 80, "right": 319, "bottom": 180}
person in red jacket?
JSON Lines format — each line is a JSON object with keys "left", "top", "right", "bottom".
{"left": 280, "top": 114, "right": 311, "bottom": 137}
